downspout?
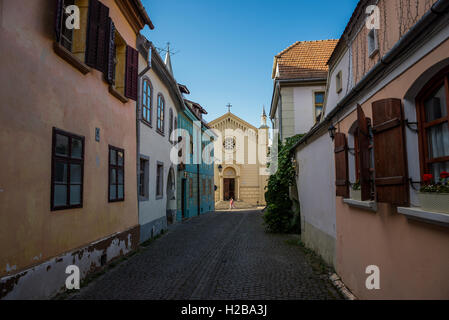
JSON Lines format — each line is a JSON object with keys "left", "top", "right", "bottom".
{"left": 137, "top": 43, "right": 152, "bottom": 218}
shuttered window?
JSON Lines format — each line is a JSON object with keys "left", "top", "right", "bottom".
{"left": 125, "top": 46, "right": 139, "bottom": 101}
{"left": 416, "top": 70, "right": 449, "bottom": 181}
{"left": 357, "top": 105, "right": 374, "bottom": 201}
{"left": 86, "top": 0, "right": 109, "bottom": 72}
{"left": 372, "top": 98, "right": 409, "bottom": 205}
{"left": 334, "top": 132, "right": 349, "bottom": 198}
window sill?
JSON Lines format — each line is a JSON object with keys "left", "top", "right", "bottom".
{"left": 369, "top": 48, "right": 379, "bottom": 59}
{"left": 343, "top": 199, "right": 377, "bottom": 212}
{"left": 156, "top": 129, "right": 165, "bottom": 137}
{"left": 397, "top": 207, "right": 449, "bottom": 228}
{"left": 53, "top": 42, "right": 90, "bottom": 75}
{"left": 139, "top": 196, "right": 149, "bottom": 202}
{"left": 140, "top": 118, "right": 152, "bottom": 128}
{"left": 156, "top": 195, "right": 163, "bottom": 200}
{"left": 109, "top": 85, "right": 129, "bottom": 104}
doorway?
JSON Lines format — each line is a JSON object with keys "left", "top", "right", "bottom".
{"left": 223, "top": 178, "right": 235, "bottom": 201}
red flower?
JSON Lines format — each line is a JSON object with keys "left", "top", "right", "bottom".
{"left": 423, "top": 174, "right": 433, "bottom": 184}
{"left": 440, "top": 171, "right": 449, "bottom": 179}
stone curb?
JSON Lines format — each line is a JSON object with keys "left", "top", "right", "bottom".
{"left": 329, "top": 273, "right": 357, "bottom": 300}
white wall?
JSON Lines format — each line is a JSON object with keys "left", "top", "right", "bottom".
{"left": 138, "top": 58, "right": 179, "bottom": 227}
{"left": 325, "top": 48, "right": 352, "bottom": 117}
{"left": 295, "top": 132, "right": 336, "bottom": 238}
{"left": 293, "top": 85, "right": 326, "bottom": 134}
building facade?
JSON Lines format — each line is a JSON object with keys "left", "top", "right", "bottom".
{"left": 209, "top": 110, "right": 269, "bottom": 206}
{"left": 292, "top": 0, "right": 449, "bottom": 299}
{"left": 136, "top": 35, "right": 185, "bottom": 243}
{"left": 0, "top": 0, "right": 152, "bottom": 299}
{"left": 176, "top": 100, "right": 215, "bottom": 221}
{"left": 270, "top": 40, "right": 338, "bottom": 140}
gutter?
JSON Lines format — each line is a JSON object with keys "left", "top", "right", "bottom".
{"left": 289, "top": 0, "right": 449, "bottom": 152}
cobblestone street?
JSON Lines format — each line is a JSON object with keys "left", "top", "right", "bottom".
{"left": 70, "top": 210, "right": 341, "bottom": 300}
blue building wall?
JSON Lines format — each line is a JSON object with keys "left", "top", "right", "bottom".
{"left": 176, "top": 107, "right": 215, "bottom": 221}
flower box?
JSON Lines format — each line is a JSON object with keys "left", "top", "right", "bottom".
{"left": 418, "top": 192, "right": 449, "bottom": 214}
{"left": 350, "top": 189, "right": 361, "bottom": 201}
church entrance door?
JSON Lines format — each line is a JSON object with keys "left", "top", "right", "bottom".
{"left": 223, "top": 178, "right": 235, "bottom": 201}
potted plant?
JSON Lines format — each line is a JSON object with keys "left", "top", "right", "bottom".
{"left": 418, "top": 172, "right": 449, "bottom": 214}
{"left": 351, "top": 181, "right": 361, "bottom": 201}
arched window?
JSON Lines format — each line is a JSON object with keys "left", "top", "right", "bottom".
{"left": 142, "top": 79, "right": 152, "bottom": 124}
{"left": 157, "top": 94, "right": 165, "bottom": 133}
{"left": 169, "top": 109, "right": 174, "bottom": 143}
{"left": 417, "top": 69, "right": 449, "bottom": 180}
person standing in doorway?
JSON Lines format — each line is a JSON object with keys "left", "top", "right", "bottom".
{"left": 230, "top": 197, "right": 236, "bottom": 210}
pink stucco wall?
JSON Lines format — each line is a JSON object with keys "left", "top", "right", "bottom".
{"left": 336, "top": 37, "right": 449, "bottom": 300}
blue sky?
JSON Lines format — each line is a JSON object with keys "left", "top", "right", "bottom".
{"left": 141, "top": 0, "right": 359, "bottom": 128}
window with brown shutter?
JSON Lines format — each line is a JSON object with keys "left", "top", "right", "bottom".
{"left": 372, "top": 98, "right": 409, "bottom": 205}
{"left": 125, "top": 46, "right": 139, "bottom": 101}
{"left": 105, "top": 17, "right": 116, "bottom": 84}
{"left": 54, "top": 0, "right": 90, "bottom": 72}
{"left": 357, "top": 105, "right": 373, "bottom": 201}
{"left": 85, "top": 0, "right": 109, "bottom": 71}
{"left": 334, "top": 132, "right": 349, "bottom": 198}
{"left": 416, "top": 69, "right": 449, "bottom": 180}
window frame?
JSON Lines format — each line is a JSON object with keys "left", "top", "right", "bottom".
{"left": 367, "top": 28, "right": 379, "bottom": 58}
{"left": 349, "top": 120, "right": 375, "bottom": 200}
{"left": 157, "top": 93, "right": 165, "bottom": 135}
{"left": 313, "top": 91, "right": 325, "bottom": 123}
{"left": 156, "top": 162, "right": 164, "bottom": 199}
{"left": 141, "top": 78, "right": 153, "bottom": 126}
{"left": 169, "top": 108, "right": 174, "bottom": 143}
{"left": 108, "top": 145, "right": 125, "bottom": 202}
{"left": 51, "top": 127, "right": 85, "bottom": 211}
{"left": 139, "top": 155, "right": 149, "bottom": 201}
{"left": 336, "top": 70, "right": 343, "bottom": 94}
{"left": 416, "top": 68, "right": 449, "bottom": 178}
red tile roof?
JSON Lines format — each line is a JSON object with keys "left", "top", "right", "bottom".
{"left": 273, "top": 40, "right": 338, "bottom": 80}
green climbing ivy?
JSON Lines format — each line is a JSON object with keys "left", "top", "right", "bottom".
{"left": 263, "top": 134, "right": 304, "bottom": 233}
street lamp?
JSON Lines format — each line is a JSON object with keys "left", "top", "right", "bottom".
{"left": 218, "top": 164, "right": 223, "bottom": 173}
{"left": 328, "top": 124, "right": 337, "bottom": 140}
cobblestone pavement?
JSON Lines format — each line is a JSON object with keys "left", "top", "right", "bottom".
{"left": 70, "top": 210, "right": 341, "bottom": 300}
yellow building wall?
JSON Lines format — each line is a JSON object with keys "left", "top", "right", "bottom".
{"left": 0, "top": 0, "right": 138, "bottom": 278}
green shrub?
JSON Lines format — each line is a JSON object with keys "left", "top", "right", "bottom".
{"left": 263, "top": 134, "right": 303, "bottom": 233}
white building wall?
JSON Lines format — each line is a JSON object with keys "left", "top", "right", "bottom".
{"left": 324, "top": 48, "right": 352, "bottom": 117}
{"left": 295, "top": 132, "right": 336, "bottom": 266}
{"left": 138, "top": 56, "right": 178, "bottom": 242}
{"left": 293, "top": 85, "right": 326, "bottom": 134}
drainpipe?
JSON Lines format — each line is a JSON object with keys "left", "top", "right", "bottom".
{"left": 137, "top": 41, "right": 152, "bottom": 217}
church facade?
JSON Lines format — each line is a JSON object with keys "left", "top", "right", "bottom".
{"left": 209, "top": 109, "right": 269, "bottom": 206}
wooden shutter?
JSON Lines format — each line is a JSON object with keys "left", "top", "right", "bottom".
{"left": 105, "top": 18, "right": 116, "bottom": 84}
{"left": 85, "top": 0, "right": 109, "bottom": 71}
{"left": 55, "top": 0, "right": 63, "bottom": 42}
{"left": 357, "top": 105, "right": 372, "bottom": 201}
{"left": 335, "top": 132, "right": 349, "bottom": 198}
{"left": 125, "top": 46, "right": 139, "bottom": 101}
{"left": 372, "top": 98, "right": 409, "bottom": 205}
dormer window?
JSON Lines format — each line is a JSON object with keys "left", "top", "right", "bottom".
{"left": 367, "top": 29, "right": 379, "bottom": 58}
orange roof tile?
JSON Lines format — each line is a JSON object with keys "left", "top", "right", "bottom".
{"left": 273, "top": 40, "right": 338, "bottom": 80}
